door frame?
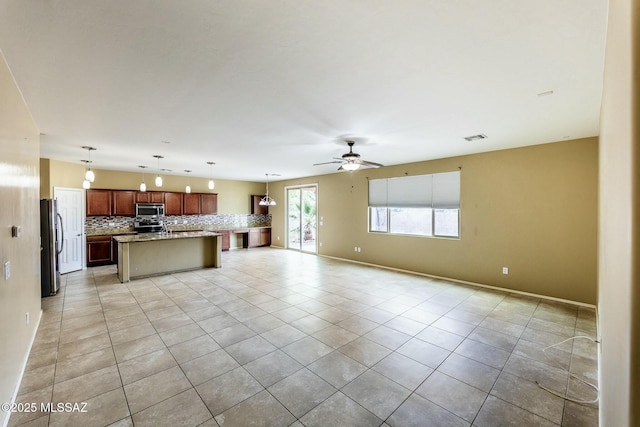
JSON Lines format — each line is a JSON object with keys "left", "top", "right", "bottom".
{"left": 284, "top": 183, "right": 318, "bottom": 254}
{"left": 54, "top": 186, "right": 86, "bottom": 271}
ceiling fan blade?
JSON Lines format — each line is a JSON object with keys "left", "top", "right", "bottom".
{"left": 360, "top": 160, "right": 384, "bottom": 168}
{"left": 313, "top": 160, "right": 343, "bottom": 166}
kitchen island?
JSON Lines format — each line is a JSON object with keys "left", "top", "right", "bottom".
{"left": 113, "top": 231, "right": 222, "bottom": 283}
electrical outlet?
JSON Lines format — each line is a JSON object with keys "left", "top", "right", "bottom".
{"left": 354, "top": 246, "right": 358, "bottom": 252}
{"left": 502, "top": 267, "right": 509, "bottom": 275}
{"left": 4, "top": 261, "right": 10, "bottom": 280}
{"left": 319, "top": 242, "right": 322, "bottom": 247}
{"left": 108, "top": 222, "right": 115, "bottom": 227}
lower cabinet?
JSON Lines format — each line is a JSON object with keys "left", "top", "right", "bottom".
{"left": 87, "top": 235, "right": 115, "bottom": 266}
{"left": 248, "top": 228, "right": 271, "bottom": 248}
{"left": 220, "top": 230, "right": 230, "bottom": 251}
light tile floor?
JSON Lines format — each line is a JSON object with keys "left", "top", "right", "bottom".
{"left": 9, "top": 248, "right": 599, "bottom": 427}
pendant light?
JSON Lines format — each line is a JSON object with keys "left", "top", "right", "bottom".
{"left": 259, "top": 173, "right": 278, "bottom": 206}
{"left": 80, "top": 160, "right": 92, "bottom": 189}
{"left": 82, "top": 146, "right": 96, "bottom": 182}
{"left": 138, "top": 165, "right": 148, "bottom": 192}
{"left": 184, "top": 170, "right": 192, "bottom": 193}
{"left": 207, "top": 161, "right": 216, "bottom": 190}
{"left": 153, "top": 155, "right": 164, "bottom": 187}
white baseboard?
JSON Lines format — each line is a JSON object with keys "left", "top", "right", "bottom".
{"left": 318, "top": 253, "right": 597, "bottom": 309}
{"left": 3, "top": 309, "right": 43, "bottom": 427}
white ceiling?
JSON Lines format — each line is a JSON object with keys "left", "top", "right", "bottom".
{"left": 0, "top": 0, "right": 608, "bottom": 182}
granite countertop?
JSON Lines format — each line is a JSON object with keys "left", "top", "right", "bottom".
{"left": 86, "top": 225, "right": 271, "bottom": 237}
{"left": 86, "top": 228, "right": 136, "bottom": 237}
{"left": 113, "top": 230, "right": 222, "bottom": 243}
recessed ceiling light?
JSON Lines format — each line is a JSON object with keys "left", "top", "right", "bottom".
{"left": 161, "top": 140, "right": 172, "bottom": 144}
{"left": 537, "top": 90, "right": 554, "bottom": 97}
{"left": 463, "top": 134, "right": 487, "bottom": 142}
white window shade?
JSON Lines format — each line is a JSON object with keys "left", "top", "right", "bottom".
{"left": 368, "top": 179, "right": 387, "bottom": 207}
{"left": 386, "top": 174, "right": 432, "bottom": 207}
{"left": 432, "top": 171, "right": 460, "bottom": 208}
{"left": 369, "top": 171, "right": 460, "bottom": 208}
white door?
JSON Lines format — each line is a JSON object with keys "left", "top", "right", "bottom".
{"left": 54, "top": 187, "right": 84, "bottom": 273}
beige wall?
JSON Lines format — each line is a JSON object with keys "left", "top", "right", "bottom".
{"left": 597, "top": 0, "right": 639, "bottom": 424}
{"left": 0, "top": 52, "right": 41, "bottom": 426}
{"left": 42, "top": 160, "right": 267, "bottom": 214}
{"left": 270, "top": 138, "right": 598, "bottom": 304}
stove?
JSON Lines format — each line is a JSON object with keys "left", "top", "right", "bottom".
{"left": 134, "top": 218, "right": 164, "bottom": 233}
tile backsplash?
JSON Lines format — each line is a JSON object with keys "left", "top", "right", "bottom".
{"left": 86, "top": 213, "right": 271, "bottom": 232}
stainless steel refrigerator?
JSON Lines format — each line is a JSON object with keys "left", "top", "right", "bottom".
{"left": 40, "top": 199, "right": 62, "bottom": 296}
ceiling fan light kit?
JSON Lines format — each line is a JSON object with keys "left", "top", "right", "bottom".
{"left": 314, "top": 140, "right": 383, "bottom": 171}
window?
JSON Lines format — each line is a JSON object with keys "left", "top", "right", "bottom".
{"left": 368, "top": 171, "right": 460, "bottom": 238}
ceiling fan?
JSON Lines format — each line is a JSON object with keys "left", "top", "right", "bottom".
{"left": 313, "top": 140, "right": 384, "bottom": 171}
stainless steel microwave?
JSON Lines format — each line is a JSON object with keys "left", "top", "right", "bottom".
{"left": 135, "top": 203, "right": 165, "bottom": 217}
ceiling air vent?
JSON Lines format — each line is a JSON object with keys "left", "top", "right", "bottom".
{"left": 463, "top": 134, "right": 487, "bottom": 142}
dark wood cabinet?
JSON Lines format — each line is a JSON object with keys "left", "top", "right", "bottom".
{"left": 251, "top": 195, "right": 268, "bottom": 215}
{"left": 86, "top": 189, "right": 112, "bottom": 216}
{"left": 248, "top": 229, "right": 260, "bottom": 247}
{"left": 220, "top": 230, "right": 230, "bottom": 251}
{"left": 87, "top": 235, "right": 113, "bottom": 266}
{"left": 164, "top": 192, "right": 183, "bottom": 215}
{"left": 88, "top": 189, "right": 213, "bottom": 216}
{"left": 183, "top": 193, "right": 201, "bottom": 215}
{"left": 248, "top": 228, "right": 271, "bottom": 247}
{"left": 113, "top": 191, "right": 135, "bottom": 216}
{"left": 201, "top": 194, "right": 218, "bottom": 214}
{"left": 135, "top": 191, "right": 164, "bottom": 204}
{"left": 260, "top": 228, "right": 271, "bottom": 246}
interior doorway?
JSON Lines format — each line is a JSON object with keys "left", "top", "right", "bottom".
{"left": 286, "top": 185, "right": 317, "bottom": 253}
{"left": 54, "top": 187, "right": 84, "bottom": 273}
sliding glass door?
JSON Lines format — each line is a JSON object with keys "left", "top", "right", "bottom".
{"left": 287, "top": 185, "right": 317, "bottom": 253}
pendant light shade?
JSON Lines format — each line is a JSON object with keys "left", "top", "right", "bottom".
{"left": 81, "top": 146, "right": 96, "bottom": 187}
{"left": 184, "top": 170, "right": 192, "bottom": 193}
{"left": 138, "top": 165, "right": 147, "bottom": 192}
{"left": 207, "top": 161, "right": 215, "bottom": 190}
{"left": 259, "top": 173, "right": 278, "bottom": 206}
{"left": 153, "top": 155, "right": 164, "bottom": 187}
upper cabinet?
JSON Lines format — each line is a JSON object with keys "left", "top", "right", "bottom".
{"left": 183, "top": 193, "right": 201, "bottom": 215}
{"left": 164, "top": 192, "right": 183, "bottom": 215}
{"left": 86, "top": 189, "right": 217, "bottom": 216}
{"left": 113, "top": 191, "right": 135, "bottom": 216}
{"left": 201, "top": 194, "right": 218, "bottom": 214}
{"left": 250, "top": 195, "right": 268, "bottom": 215}
{"left": 184, "top": 193, "right": 218, "bottom": 215}
{"left": 135, "top": 191, "right": 164, "bottom": 204}
{"left": 86, "top": 189, "right": 112, "bottom": 216}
